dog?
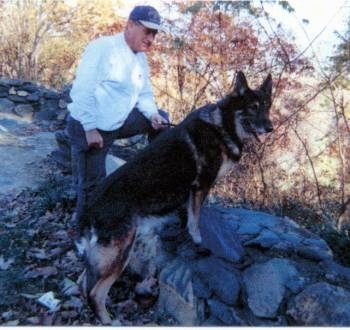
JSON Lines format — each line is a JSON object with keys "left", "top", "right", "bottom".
{"left": 76, "top": 71, "right": 273, "bottom": 324}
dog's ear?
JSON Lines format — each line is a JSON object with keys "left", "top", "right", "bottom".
{"left": 260, "top": 73, "right": 272, "bottom": 97}
{"left": 234, "top": 71, "right": 249, "bottom": 96}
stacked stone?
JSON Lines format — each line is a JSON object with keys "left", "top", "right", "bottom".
{"left": 129, "top": 207, "right": 350, "bottom": 326}
{"left": 0, "top": 78, "right": 71, "bottom": 126}
{"left": 0, "top": 78, "right": 74, "bottom": 171}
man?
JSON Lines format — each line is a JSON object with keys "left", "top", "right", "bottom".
{"left": 67, "top": 5, "right": 168, "bottom": 224}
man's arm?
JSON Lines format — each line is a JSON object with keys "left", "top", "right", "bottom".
{"left": 69, "top": 39, "right": 106, "bottom": 131}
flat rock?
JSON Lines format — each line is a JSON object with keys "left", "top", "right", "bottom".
{"left": 199, "top": 207, "right": 244, "bottom": 262}
{"left": 192, "top": 256, "right": 240, "bottom": 306}
{"left": 158, "top": 258, "right": 205, "bottom": 325}
{"left": 243, "top": 258, "right": 302, "bottom": 318}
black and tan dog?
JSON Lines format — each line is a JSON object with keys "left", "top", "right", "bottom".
{"left": 76, "top": 71, "right": 273, "bottom": 324}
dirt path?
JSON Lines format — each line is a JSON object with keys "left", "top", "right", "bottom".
{"left": 0, "top": 113, "right": 56, "bottom": 198}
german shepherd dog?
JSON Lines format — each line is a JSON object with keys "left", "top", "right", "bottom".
{"left": 76, "top": 71, "right": 273, "bottom": 324}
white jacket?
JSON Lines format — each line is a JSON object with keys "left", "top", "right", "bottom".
{"left": 68, "top": 33, "right": 158, "bottom": 131}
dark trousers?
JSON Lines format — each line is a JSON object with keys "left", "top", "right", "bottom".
{"left": 67, "top": 108, "right": 169, "bottom": 225}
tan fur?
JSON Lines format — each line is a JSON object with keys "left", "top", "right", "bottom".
{"left": 79, "top": 227, "right": 136, "bottom": 324}
{"left": 216, "top": 150, "right": 235, "bottom": 181}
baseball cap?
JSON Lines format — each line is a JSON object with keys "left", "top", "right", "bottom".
{"left": 129, "top": 5, "right": 163, "bottom": 31}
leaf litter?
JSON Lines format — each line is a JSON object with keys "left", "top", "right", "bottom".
{"left": 0, "top": 156, "right": 177, "bottom": 326}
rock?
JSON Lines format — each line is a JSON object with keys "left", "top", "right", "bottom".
{"left": 0, "top": 98, "right": 15, "bottom": 113}
{"left": 27, "top": 91, "right": 41, "bottom": 102}
{"left": 242, "top": 258, "right": 302, "bottom": 318}
{"left": 35, "top": 100, "right": 59, "bottom": 121}
{"left": 13, "top": 104, "right": 34, "bottom": 119}
{"left": 296, "top": 244, "right": 333, "bottom": 261}
{"left": 56, "top": 109, "right": 68, "bottom": 121}
{"left": 22, "top": 82, "right": 41, "bottom": 93}
{"left": 44, "top": 89, "right": 60, "bottom": 99}
{"left": 192, "top": 256, "right": 240, "bottom": 306}
{"left": 295, "top": 237, "right": 333, "bottom": 261}
{"left": 244, "top": 229, "right": 281, "bottom": 248}
{"left": 17, "top": 90, "right": 29, "bottom": 97}
{"left": 237, "top": 221, "right": 261, "bottom": 235}
{"left": 287, "top": 282, "right": 350, "bottom": 326}
{"left": 58, "top": 99, "right": 67, "bottom": 109}
{"left": 207, "top": 299, "right": 245, "bottom": 325}
{"left": 278, "top": 231, "right": 303, "bottom": 245}
{"left": 8, "top": 94, "right": 25, "bottom": 103}
{"left": 158, "top": 258, "right": 205, "bottom": 325}
{"left": 321, "top": 259, "right": 350, "bottom": 283}
{"left": 234, "top": 208, "right": 281, "bottom": 229}
{"left": 199, "top": 207, "right": 244, "bottom": 263}
{"left": 61, "top": 84, "right": 72, "bottom": 103}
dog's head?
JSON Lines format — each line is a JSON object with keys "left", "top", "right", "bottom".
{"left": 220, "top": 71, "right": 273, "bottom": 142}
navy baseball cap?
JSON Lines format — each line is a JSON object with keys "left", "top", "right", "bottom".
{"left": 129, "top": 5, "right": 163, "bottom": 31}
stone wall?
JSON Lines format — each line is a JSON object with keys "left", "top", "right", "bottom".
{"left": 0, "top": 78, "right": 70, "bottom": 130}
{"left": 0, "top": 78, "right": 74, "bottom": 170}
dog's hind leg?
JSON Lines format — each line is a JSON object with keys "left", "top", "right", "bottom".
{"left": 87, "top": 228, "right": 136, "bottom": 324}
{"left": 90, "top": 271, "right": 121, "bottom": 324}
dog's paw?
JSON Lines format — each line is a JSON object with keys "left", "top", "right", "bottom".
{"left": 190, "top": 231, "right": 202, "bottom": 245}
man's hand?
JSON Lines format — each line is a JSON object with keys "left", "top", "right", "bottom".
{"left": 85, "top": 129, "right": 104, "bottom": 149}
{"left": 150, "top": 112, "right": 168, "bottom": 130}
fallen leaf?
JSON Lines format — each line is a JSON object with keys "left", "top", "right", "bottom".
{"left": 0, "top": 255, "right": 15, "bottom": 270}
{"left": 62, "top": 296, "right": 84, "bottom": 310}
{"left": 26, "top": 248, "right": 49, "bottom": 260}
{"left": 24, "top": 266, "right": 58, "bottom": 279}
{"left": 40, "top": 311, "right": 56, "bottom": 325}
{"left": 26, "top": 229, "right": 39, "bottom": 237}
{"left": 61, "top": 310, "right": 79, "bottom": 319}
{"left": 26, "top": 316, "right": 40, "bottom": 325}
{"left": 50, "top": 247, "right": 64, "bottom": 257}
{"left": 4, "top": 223, "right": 16, "bottom": 229}
{"left": 61, "top": 278, "right": 80, "bottom": 296}
{"left": 20, "top": 293, "right": 42, "bottom": 299}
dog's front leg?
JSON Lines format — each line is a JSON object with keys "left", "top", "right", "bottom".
{"left": 187, "top": 189, "right": 207, "bottom": 244}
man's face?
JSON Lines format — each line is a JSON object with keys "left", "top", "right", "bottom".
{"left": 126, "top": 20, "right": 158, "bottom": 53}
